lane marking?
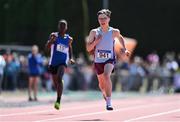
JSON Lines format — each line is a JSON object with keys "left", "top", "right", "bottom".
{"left": 0, "top": 104, "right": 102, "bottom": 117}
{"left": 0, "top": 100, "right": 144, "bottom": 117}
{"left": 0, "top": 109, "right": 55, "bottom": 117}
{"left": 124, "top": 109, "right": 180, "bottom": 122}
{"left": 34, "top": 101, "right": 178, "bottom": 122}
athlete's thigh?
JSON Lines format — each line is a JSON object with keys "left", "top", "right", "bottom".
{"left": 57, "top": 65, "right": 65, "bottom": 79}
{"left": 104, "top": 63, "right": 114, "bottom": 76}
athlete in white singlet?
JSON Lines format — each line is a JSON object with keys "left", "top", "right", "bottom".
{"left": 86, "top": 9, "right": 130, "bottom": 110}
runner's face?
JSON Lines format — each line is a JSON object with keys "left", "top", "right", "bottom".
{"left": 58, "top": 23, "right": 67, "bottom": 34}
{"left": 98, "top": 14, "right": 110, "bottom": 27}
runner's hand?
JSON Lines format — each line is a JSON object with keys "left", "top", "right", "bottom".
{"left": 94, "top": 34, "right": 102, "bottom": 45}
{"left": 121, "top": 48, "right": 131, "bottom": 57}
{"left": 50, "top": 33, "right": 57, "bottom": 43}
{"left": 69, "top": 59, "right": 75, "bottom": 65}
{"left": 125, "top": 50, "right": 131, "bottom": 57}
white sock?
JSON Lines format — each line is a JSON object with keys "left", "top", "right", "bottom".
{"left": 106, "top": 97, "right": 112, "bottom": 106}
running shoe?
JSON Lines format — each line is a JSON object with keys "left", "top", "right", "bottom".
{"left": 28, "top": 97, "right": 33, "bottom": 101}
{"left": 54, "top": 102, "right": 60, "bottom": 110}
{"left": 106, "top": 105, "right": 113, "bottom": 111}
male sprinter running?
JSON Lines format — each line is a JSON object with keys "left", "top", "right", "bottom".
{"left": 46, "top": 19, "right": 75, "bottom": 110}
{"left": 86, "top": 9, "right": 130, "bottom": 110}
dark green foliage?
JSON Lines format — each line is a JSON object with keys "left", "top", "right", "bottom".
{"left": 0, "top": 0, "right": 180, "bottom": 57}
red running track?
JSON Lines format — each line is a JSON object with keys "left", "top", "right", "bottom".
{"left": 1, "top": 94, "right": 180, "bottom": 122}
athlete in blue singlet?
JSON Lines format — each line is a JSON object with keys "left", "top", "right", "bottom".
{"left": 86, "top": 9, "right": 130, "bottom": 110}
{"left": 46, "top": 20, "right": 75, "bottom": 110}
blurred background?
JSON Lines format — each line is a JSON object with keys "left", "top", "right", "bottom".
{"left": 0, "top": 0, "right": 180, "bottom": 103}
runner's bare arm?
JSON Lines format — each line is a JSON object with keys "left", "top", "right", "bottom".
{"left": 113, "top": 29, "right": 130, "bottom": 56}
{"left": 86, "top": 30, "right": 102, "bottom": 52}
{"left": 68, "top": 37, "right": 73, "bottom": 59}
{"left": 46, "top": 32, "right": 57, "bottom": 49}
{"left": 68, "top": 37, "right": 75, "bottom": 64}
{"left": 113, "top": 29, "right": 126, "bottom": 50}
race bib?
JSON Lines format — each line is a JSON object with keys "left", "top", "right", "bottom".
{"left": 56, "top": 44, "right": 68, "bottom": 53}
{"left": 97, "top": 50, "right": 111, "bottom": 59}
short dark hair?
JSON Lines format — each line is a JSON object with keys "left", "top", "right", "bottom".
{"left": 58, "top": 19, "right": 67, "bottom": 25}
{"left": 97, "top": 9, "right": 111, "bottom": 17}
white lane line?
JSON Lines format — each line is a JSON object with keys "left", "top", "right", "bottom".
{"left": 0, "top": 109, "right": 55, "bottom": 117}
{"left": 124, "top": 109, "right": 180, "bottom": 122}
{"left": 0, "top": 104, "right": 101, "bottom": 117}
{"left": 34, "top": 101, "right": 178, "bottom": 122}
{"left": 0, "top": 100, "right": 144, "bottom": 117}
